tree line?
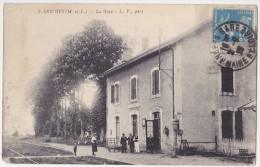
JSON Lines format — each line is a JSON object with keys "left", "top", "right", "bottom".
{"left": 29, "top": 20, "right": 125, "bottom": 141}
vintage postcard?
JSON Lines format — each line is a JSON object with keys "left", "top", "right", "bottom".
{"left": 1, "top": 2, "right": 258, "bottom": 166}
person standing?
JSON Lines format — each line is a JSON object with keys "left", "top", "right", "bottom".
{"left": 120, "top": 133, "right": 127, "bottom": 153}
{"left": 147, "top": 134, "right": 154, "bottom": 153}
{"left": 134, "top": 133, "right": 140, "bottom": 153}
{"left": 73, "top": 142, "right": 78, "bottom": 156}
{"left": 128, "top": 133, "right": 135, "bottom": 153}
{"left": 91, "top": 133, "right": 97, "bottom": 156}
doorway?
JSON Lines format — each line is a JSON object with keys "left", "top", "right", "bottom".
{"left": 145, "top": 112, "right": 161, "bottom": 151}
{"left": 153, "top": 112, "right": 161, "bottom": 150}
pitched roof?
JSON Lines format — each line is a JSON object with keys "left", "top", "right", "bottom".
{"left": 103, "top": 19, "right": 212, "bottom": 77}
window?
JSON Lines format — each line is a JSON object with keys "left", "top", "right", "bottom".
{"left": 111, "top": 82, "right": 120, "bottom": 104}
{"left": 115, "top": 83, "right": 120, "bottom": 103}
{"left": 115, "top": 117, "right": 120, "bottom": 143}
{"left": 221, "top": 110, "right": 233, "bottom": 139}
{"left": 221, "top": 67, "right": 234, "bottom": 93}
{"left": 130, "top": 76, "right": 138, "bottom": 101}
{"left": 221, "top": 110, "right": 244, "bottom": 139}
{"left": 151, "top": 68, "right": 160, "bottom": 96}
{"left": 132, "top": 115, "right": 138, "bottom": 135}
{"left": 235, "top": 111, "right": 243, "bottom": 139}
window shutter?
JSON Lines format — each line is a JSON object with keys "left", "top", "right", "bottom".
{"left": 235, "top": 111, "right": 243, "bottom": 139}
{"left": 152, "top": 71, "right": 156, "bottom": 95}
{"left": 115, "top": 84, "right": 119, "bottom": 103}
{"left": 155, "top": 70, "right": 159, "bottom": 94}
{"left": 111, "top": 85, "right": 115, "bottom": 103}
{"left": 221, "top": 110, "right": 233, "bottom": 139}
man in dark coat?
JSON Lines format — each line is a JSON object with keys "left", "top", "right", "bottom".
{"left": 147, "top": 134, "right": 154, "bottom": 153}
{"left": 128, "top": 133, "right": 135, "bottom": 153}
{"left": 120, "top": 133, "right": 127, "bottom": 153}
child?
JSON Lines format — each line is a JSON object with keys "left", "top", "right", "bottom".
{"left": 73, "top": 142, "right": 78, "bottom": 156}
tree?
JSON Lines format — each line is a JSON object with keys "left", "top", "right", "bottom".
{"left": 30, "top": 20, "right": 125, "bottom": 139}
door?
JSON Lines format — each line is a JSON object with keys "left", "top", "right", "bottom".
{"left": 153, "top": 112, "right": 161, "bottom": 150}
{"left": 145, "top": 120, "right": 154, "bottom": 151}
{"left": 145, "top": 112, "right": 161, "bottom": 151}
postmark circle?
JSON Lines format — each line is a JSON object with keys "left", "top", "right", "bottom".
{"left": 211, "top": 21, "right": 257, "bottom": 71}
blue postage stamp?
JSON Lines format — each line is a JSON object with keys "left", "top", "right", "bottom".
{"left": 213, "top": 9, "right": 254, "bottom": 43}
{"left": 211, "top": 8, "right": 257, "bottom": 70}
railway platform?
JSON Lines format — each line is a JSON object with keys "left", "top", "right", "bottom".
{"left": 34, "top": 141, "right": 247, "bottom": 165}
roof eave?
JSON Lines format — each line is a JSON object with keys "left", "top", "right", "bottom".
{"left": 103, "top": 19, "right": 212, "bottom": 77}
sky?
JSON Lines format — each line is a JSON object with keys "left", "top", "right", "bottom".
{"left": 3, "top": 4, "right": 214, "bottom": 136}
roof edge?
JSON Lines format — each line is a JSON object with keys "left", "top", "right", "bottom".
{"left": 103, "top": 19, "right": 212, "bottom": 77}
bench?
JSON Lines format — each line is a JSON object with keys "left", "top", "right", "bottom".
{"left": 106, "top": 138, "right": 122, "bottom": 153}
{"left": 106, "top": 138, "right": 115, "bottom": 147}
{"left": 108, "top": 145, "right": 122, "bottom": 153}
{"left": 239, "top": 149, "right": 248, "bottom": 156}
{"left": 237, "top": 149, "right": 255, "bottom": 164}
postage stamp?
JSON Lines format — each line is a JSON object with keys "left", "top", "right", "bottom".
{"left": 211, "top": 9, "right": 257, "bottom": 70}
{"left": 213, "top": 9, "right": 254, "bottom": 33}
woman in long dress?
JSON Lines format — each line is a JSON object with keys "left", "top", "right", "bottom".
{"left": 134, "top": 133, "right": 140, "bottom": 153}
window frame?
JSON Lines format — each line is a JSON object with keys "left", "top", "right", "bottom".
{"left": 219, "top": 67, "right": 236, "bottom": 96}
{"left": 130, "top": 75, "right": 138, "bottom": 102}
{"left": 114, "top": 81, "right": 120, "bottom": 105}
{"left": 151, "top": 67, "right": 161, "bottom": 98}
{"left": 115, "top": 116, "right": 120, "bottom": 144}
{"left": 132, "top": 114, "right": 138, "bottom": 135}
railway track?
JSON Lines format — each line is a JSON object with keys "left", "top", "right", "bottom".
{"left": 8, "top": 148, "right": 38, "bottom": 164}
{"left": 6, "top": 140, "right": 73, "bottom": 164}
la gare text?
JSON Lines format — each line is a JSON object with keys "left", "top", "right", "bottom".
{"left": 38, "top": 9, "right": 144, "bottom": 14}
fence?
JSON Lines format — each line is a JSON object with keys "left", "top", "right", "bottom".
{"left": 217, "top": 138, "right": 256, "bottom": 155}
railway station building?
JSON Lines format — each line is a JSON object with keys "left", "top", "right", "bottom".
{"left": 103, "top": 20, "right": 256, "bottom": 155}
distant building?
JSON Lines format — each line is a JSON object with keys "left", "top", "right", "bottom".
{"left": 103, "top": 20, "right": 256, "bottom": 155}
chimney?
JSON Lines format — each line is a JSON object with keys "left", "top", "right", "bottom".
{"left": 142, "top": 37, "right": 149, "bottom": 52}
{"left": 122, "top": 46, "right": 133, "bottom": 62}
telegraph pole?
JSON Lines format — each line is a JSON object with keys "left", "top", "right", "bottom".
{"left": 171, "top": 48, "right": 179, "bottom": 158}
{"left": 157, "top": 30, "right": 179, "bottom": 158}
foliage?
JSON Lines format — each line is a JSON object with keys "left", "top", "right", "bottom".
{"left": 30, "top": 20, "right": 124, "bottom": 138}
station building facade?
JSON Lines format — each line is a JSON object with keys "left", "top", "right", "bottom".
{"left": 103, "top": 20, "right": 256, "bottom": 154}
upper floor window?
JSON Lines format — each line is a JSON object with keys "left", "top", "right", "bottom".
{"left": 115, "top": 83, "right": 120, "bottom": 103}
{"left": 221, "top": 67, "right": 234, "bottom": 94}
{"left": 130, "top": 75, "right": 138, "bottom": 101}
{"left": 151, "top": 67, "right": 160, "bottom": 96}
{"left": 111, "top": 81, "right": 120, "bottom": 104}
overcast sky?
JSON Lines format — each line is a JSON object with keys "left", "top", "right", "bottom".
{"left": 3, "top": 4, "right": 213, "bottom": 136}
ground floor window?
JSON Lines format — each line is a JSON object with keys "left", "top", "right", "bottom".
{"left": 221, "top": 110, "right": 243, "bottom": 139}
{"left": 132, "top": 115, "right": 138, "bottom": 135}
{"left": 115, "top": 116, "right": 120, "bottom": 143}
